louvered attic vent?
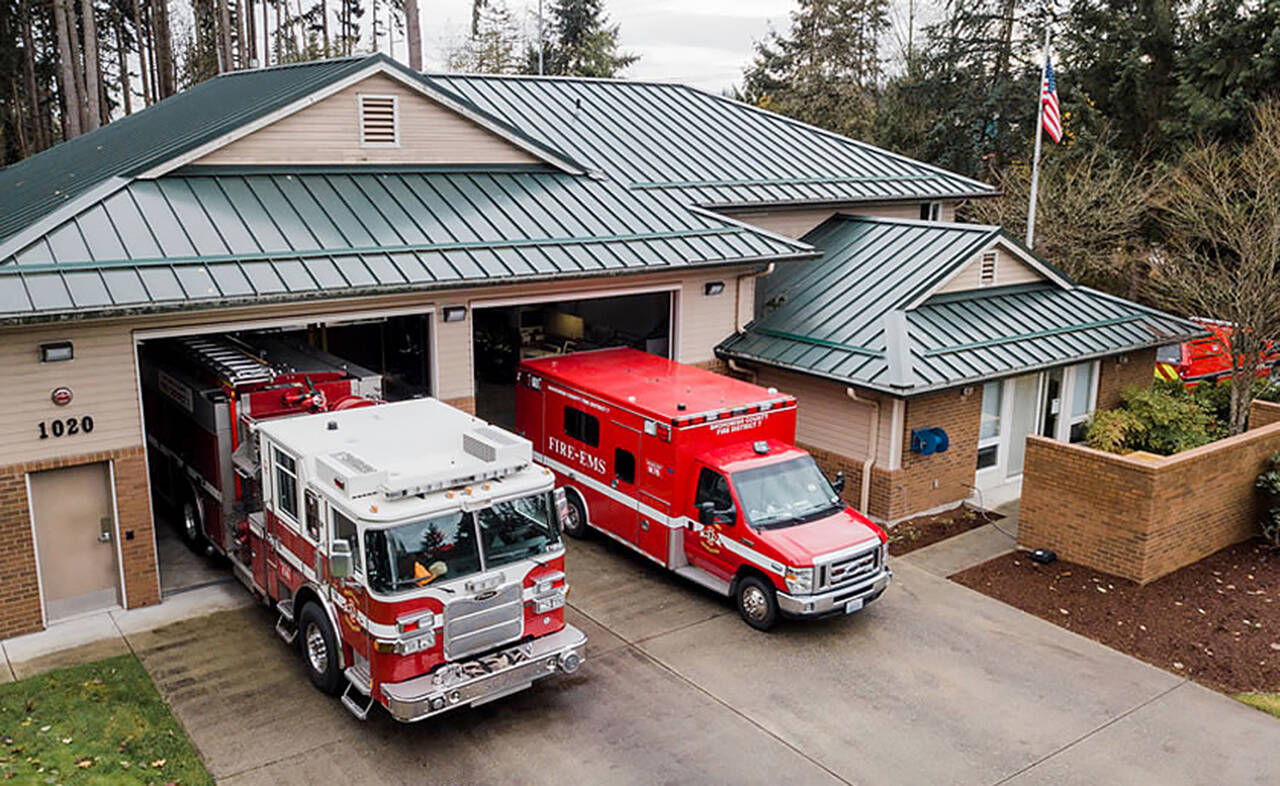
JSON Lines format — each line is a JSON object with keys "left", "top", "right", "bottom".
{"left": 359, "top": 94, "right": 399, "bottom": 147}
{"left": 979, "top": 251, "right": 998, "bottom": 287}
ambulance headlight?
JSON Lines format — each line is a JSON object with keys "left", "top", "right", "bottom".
{"left": 784, "top": 567, "right": 813, "bottom": 595}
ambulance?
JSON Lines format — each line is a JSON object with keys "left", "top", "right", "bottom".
{"left": 515, "top": 348, "right": 891, "bottom": 630}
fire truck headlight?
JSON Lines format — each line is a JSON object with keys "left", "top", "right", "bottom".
{"left": 784, "top": 567, "right": 813, "bottom": 595}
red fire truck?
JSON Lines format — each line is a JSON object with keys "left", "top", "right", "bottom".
{"left": 140, "top": 336, "right": 585, "bottom": 721}
{"left": 515, "top": 348, "right": 891, "bottom": 630}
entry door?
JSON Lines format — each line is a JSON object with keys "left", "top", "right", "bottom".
{"left": 1006, "top": 374, "right": 1042, "bottom": 479}
{"left": 29, "top": 463, "right": 121, "bottom": 621}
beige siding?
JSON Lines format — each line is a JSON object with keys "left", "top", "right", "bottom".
{"left": 724, "top": 201, "right": 961, "bottom": 240}
{"left": 936, "top": 245, "right": 1044, "bottom": 294}
{"left": 1, "top": 323, "right": 143, "bottom": 466}
{"left": 678, "top": 270, "right": 744, "bottom": 364}
{"left": 195, "top": 73, "right": 540, "bottom": 166}
{"left": 434, "top": 307, "right": 473, "bottom": 400}
{"left": 751, "top": 367, "right": 896, "bottom": 465}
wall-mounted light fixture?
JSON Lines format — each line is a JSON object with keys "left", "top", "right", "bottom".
{"left": 442, "top": 306, "right": 468, "bottom": 323}
{"left": 704, "top": 281, "right": 725, "bottom": 296}
{"left": 39, "top": 341, "right": 74, "bottom": 363}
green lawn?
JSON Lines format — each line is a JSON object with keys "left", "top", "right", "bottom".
{"left": 1236, "top": 693, "right": 1280, "bottom": 719}
{"left": 0, "top": 654, "right": 212, "bottom": 784}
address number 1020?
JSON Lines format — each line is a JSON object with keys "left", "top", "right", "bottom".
{"left": 38, "top": 416, "right": 94, "bottom": 439}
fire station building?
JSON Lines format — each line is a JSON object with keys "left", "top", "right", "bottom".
{"left": 0, "top": 53, "right": 1198, "bottom": 638}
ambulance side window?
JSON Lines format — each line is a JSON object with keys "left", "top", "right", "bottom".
{"left": 615, "top": 448, "right": 636, "bottom": 484}
{"left": 695, "top": 468, "right": 733, "bottom": 513}
{"left": 564, "top": 406, "right": 600, "bottom": 447}
{"left": 273, "top": 448, "right": 300, "bottom": 523}
{"left": 333, "top": 511, "right": 363, "bottom": 575}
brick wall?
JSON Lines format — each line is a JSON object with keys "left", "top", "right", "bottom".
{"left": 1019, "top": 417, "right": 1280, "bottom": 584}
{"left": 1096, "top": 347, "right": 1158, "bottom": 410}
{"left": 0, "top": 446, "right": 158, "bottom": 638}
{"left": 895, "top": 387, "right": 983, "bottom": 518}
{"left": 442, "top": 396, "right": 476, "bottom": 415}
{"left": 1250, "top": 399, "right": 1280, "bottom": 429}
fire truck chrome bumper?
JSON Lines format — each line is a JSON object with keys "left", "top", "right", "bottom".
{"left": 776, "top": 568, "right": 892, "bottom": 618}
{"left": 381, "top": 625, "right": 587, "bottom": 723}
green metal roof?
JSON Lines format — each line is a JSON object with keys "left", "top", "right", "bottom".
{"left": 429, "top": 74, "right": 999, "bottom": 207}
{"left": 717, "top": 215, "right": 1207, "bottom": 395}
{"left": 0, "top": 167, "right": 814, "bottom": 323}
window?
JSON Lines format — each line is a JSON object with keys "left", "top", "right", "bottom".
{"left": 475, "top": 493, "right": 562, "bottom": 570}
{"left": 333, "top": 510, "right": 363, "bottom": 575}
{"left": 919, "top": 202, "right": 941, "bottom": 221}
{"left": 564, "top": 406, "right": 600, "bottom": 447}
{"left": 304, "top": 490, "right": 321, "bottom": 541}
{"left": 1067, "top": 362, "right": 1097, "bottom": 443}
{"left": 614, "top": 448, "right": 636, "bottom": 484}
{"left": 358, "top": 94, "right": 399, "bottom": 147}
{"left": 695, "top": 468, "right": 733, "bottom": 512}
{"left": 365, "top": 512, "right": 481, "bottom": 594}
{"left": 979, "top": 251, "right": 998, "bottom": 287}
{"left": 733, "top": 456, "right": 841, "bottom": 529}
{"left": 273, "top": 448, "right": 299, "bottom": 522}
{"left": 977, "top": 381, "right": 1003, "bottom": 470}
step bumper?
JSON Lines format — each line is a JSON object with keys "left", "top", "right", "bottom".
{"left": 380, "top": 624, "right": 587, "bottom": 723}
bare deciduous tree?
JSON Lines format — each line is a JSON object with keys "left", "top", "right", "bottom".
{"left": 1153, "top": 101, "right": 1280, "bottom": 435}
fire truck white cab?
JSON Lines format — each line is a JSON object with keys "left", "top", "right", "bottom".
{"left": 251, "top": 399, "right": 585, "bottom": 721}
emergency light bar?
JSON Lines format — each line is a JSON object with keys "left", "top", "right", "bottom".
{"left": 670, "top": 397, "right": 795, "bottom": 428}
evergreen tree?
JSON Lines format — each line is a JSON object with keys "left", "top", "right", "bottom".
{"left": 448, "top": 0, "right": 523, "bottom": 74}
{"left": 527, "top": 0, "right": 637, "bottom": 78}
{"left": 742, "top": 0, "right": 890, "bottom": 141}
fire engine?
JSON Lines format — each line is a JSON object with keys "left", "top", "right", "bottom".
{"left": 1156, "top": 318, "right": 1280, "bottom": 388}
{"left": 515, "top": 348, "right": 891, "bottom": 631}
{"left": 140, "top": 336, "right": 585, "bottom": 721}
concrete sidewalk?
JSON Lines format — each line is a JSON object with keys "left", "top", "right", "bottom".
{"left": 0, "top": 582, "right": 252, "bottom": 681}
{"left": 899, "top": 499, "right": 1020, "bottom": 578}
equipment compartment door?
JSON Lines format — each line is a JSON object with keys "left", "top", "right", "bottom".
{"left": 29, "top": 462, "right": 121, "bottom": 621}
{"left": 601, "top": 422, "right": 642, "bottom": 544}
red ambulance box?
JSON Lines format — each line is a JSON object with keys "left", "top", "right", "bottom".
{"left": 515, "top": 348, "right": 891, "bottom": 630}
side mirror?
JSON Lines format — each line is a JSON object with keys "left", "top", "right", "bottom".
{"left": 330, "top": 539, "right": 353, "bottom": 579}
{"left": 831, "top": 471, "right": 846, "bottom": 495}
{"left": 553, "top": 488, "right": 571, "bottom": 533}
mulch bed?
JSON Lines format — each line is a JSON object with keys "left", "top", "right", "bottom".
{"left": 952, "top": 540, "right": 1280, "bottom": 694}
{"left": 887, "top": 503, "right": 1004, "bottom": 556}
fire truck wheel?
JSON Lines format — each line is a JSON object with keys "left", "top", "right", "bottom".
{"left": 735, "top": 575, "right": 778, "bottom": 631}
{"left": 299, "top": 603, "right": 344, "bottom": 695}
{"left": 562, "top": 492, "right": 589, "bottom": 539}
{"left": 179, "top": 499, "right": 206, "bottom": 552}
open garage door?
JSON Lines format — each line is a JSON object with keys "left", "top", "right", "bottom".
{"left": 135, "top": 309, "right": 433, "bottom": 598}
{"left": 472, "top": 290, "right": 673, "bottom": 427}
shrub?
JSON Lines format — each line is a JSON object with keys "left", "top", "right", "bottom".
{"left": 1254, "top": 451, "right": 1280, "bottom": 548}
{"left": 1085, "top": 383, "right": 1215, "bottom": 455}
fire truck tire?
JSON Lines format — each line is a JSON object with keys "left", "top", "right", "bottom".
{"left": 562, "top": 491, "right": 589, "bottom": 539}
{"left": 179, "top": 498, "right": 207, "bottom": 553}
{"left": 299, "top": 603, "right": 344, "bottom": 695}
{"left": 735, "top": 575, "right": 779, "bottom": 631}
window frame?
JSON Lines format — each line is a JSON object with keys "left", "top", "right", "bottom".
{"left": 919, "top": 201, "right": 942, "bottom": 221}
{"left": 614, "top": 447, "right": 637, "bottom": 485}
{"left": 272, "top": 445, "right": 301, "bottom": 527}
{"left": 332, "top": 508, "right": 364, "bottom": 576}
{"left": 976, "top": 380, "right": 1003, "bottom": 472}
{"left": 1063, "top": 361, "right": 1099, "bottom": 443}
{"left": 563, "top": 405, "right": 601, "bottom": 447}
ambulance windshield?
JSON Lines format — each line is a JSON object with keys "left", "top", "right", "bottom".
{"left": 733, "top": 456, "right": 842, "bottom": 530}
{"left": 364, "top": 492, "right": 561, "bottom": 593}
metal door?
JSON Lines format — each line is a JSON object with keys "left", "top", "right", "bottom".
{"left": 28, "top": 462, "right": 121, "bottom": 621}
{"left": 682, "top": 465, "right": 740, "bottom": 581}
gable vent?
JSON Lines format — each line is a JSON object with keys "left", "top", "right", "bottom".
{"left": 359, "top": 94, "right": 399, "bottom": 147}
{"left": 979, "top": 251, "right": 998, "bottom": 287}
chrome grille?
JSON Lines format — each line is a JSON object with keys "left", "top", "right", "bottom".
{"left": 817, "top": 542, "right": 882, "bottom": 591}
{"left": 443, "top": 581, "right": 524, "bottom": 660}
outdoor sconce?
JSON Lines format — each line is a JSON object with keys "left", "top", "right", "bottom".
{"left": 704, "top": 281, "right": 726, "bottom": 296}
{"left": 39, "top": 341, "right": 74, "bottom": 363}
{"left": 442, "top": 306, "right": 468, "bottom": 323}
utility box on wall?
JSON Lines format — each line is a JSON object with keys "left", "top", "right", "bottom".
{"left": 910, "top": 427, "right": 950, "bottom": 456}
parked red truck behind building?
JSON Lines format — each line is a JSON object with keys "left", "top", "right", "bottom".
{"left": 140, "top": 336, "right": 584, "bottom": 721}
{"left": 515, "top": 348, "right": 891, "bottom": 630}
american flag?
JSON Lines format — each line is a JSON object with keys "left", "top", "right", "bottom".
{"left": 1040, "top": 56, "right": 1063, "bottom": 143}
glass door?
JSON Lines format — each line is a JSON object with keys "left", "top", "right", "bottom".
{"left": 1006, "top": 374, "right": 1042, "bottom": 479}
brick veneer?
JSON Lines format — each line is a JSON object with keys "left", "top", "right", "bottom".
{"left": 442, "top": 396, "right": 476, "bottom": 415}
{"left": 1096, "top": 348, "right": 1158, "bottom": 410}
{"left": 895, "top": 387, "right": 983, "bottom": 518}
{"left": 1018, "top": 410, "right": 1280, "bottom": 584}
{"left": 1250, "top": 399, "right": 1280, "bottom": 429}
{"left": 0, "top": 446, "right": 158, "bottom": 638}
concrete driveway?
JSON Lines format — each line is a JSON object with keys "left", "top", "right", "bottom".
{"left": 128, "top": 537, "right": 1280, "bottom": 785}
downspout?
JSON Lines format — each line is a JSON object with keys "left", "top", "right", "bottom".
{"left": 727, "top": 358, "right": 756, "bottom": 382}
{"left": 846, "top": 387, "right": 880, "bottom": 515}
{"left": 734, "top": 262, "right": 775, "bottom": 334}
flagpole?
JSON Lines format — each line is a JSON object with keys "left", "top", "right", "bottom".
{"left": 1025, "top": 24, "right": 1051, "bottom": 248}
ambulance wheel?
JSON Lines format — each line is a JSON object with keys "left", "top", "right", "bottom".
{"left": 563, "top": 493, "right": 589, "bottom": 539}
{"left": 735, "top": 575, "right": 778, "bottom": 631}
{"left": 299, "top": 604, "right": 343, "bottom": 695}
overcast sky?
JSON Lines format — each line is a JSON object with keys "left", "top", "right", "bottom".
{"left": 408, "top": 0, "right": 799, "bottom": 91}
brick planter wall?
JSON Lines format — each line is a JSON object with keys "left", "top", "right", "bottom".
{"left": 1018, "top": 404, "right": 1280, "bottom": 584}
{"left": 1250, "top": 399, "right": 1280, "bottom": 429}
{"left": 0, "top": 446, "right": 158, "bottom": 638}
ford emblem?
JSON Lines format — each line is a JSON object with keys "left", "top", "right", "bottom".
{"left": 475, "top": 590, "right": 498, "bottom": 601}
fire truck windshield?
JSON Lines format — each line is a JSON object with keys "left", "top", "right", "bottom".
{"left": 733, "top": 456, "right": 842, "bottom": 530}
{"left": 363, "top": 492, "right": 561, "bottom": 594}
